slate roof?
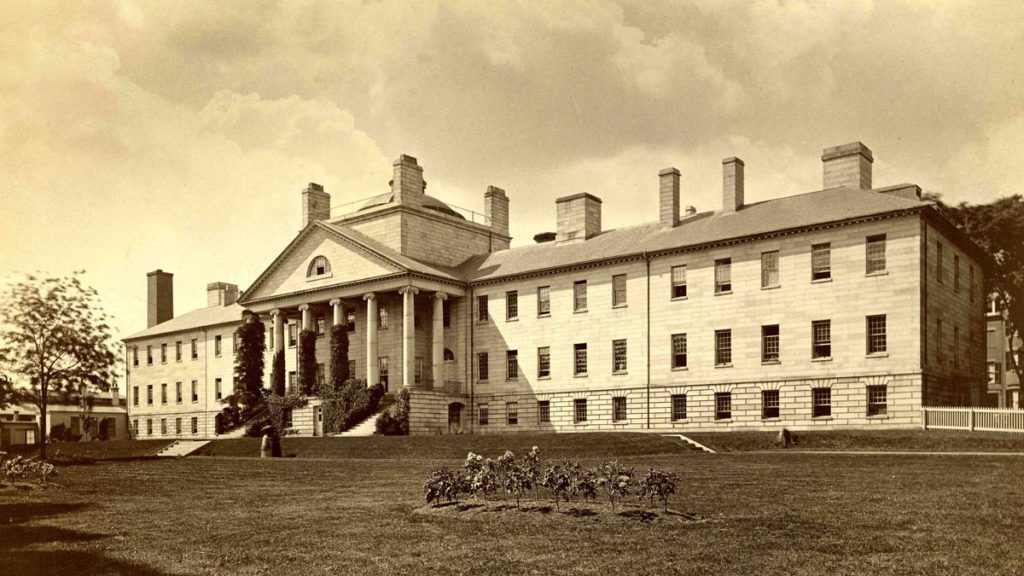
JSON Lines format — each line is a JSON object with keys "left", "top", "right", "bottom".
{"left": 459, "top": 186, "right": 930, "bottom": 283}
{"left": 124, "top": 303, "right": 245, "bottom": 341}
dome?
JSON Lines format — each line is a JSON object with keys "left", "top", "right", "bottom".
{"left": 359, "top": 192, "right": 465, "bottom": 220}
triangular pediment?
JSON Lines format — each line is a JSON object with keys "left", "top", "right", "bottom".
{"left": 242, "top": 223, "right": 404, "bottom": 302}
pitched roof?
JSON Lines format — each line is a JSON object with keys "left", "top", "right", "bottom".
{"left": 123, "top": 303, "right": 244, "bottom": 341}
{"left": 460, "top": 187, "right": 929, "bottom": 283}
{"left": 318, "top": 222, "right": 463, "bottom": 282}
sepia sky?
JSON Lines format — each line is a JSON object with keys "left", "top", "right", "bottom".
{"left": 1, "top": 0, "right": 1022, "bottom": 347}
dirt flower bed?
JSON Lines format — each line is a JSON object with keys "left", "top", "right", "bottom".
{"left": 415, "top": 499, "right": 709, "bottom": 524}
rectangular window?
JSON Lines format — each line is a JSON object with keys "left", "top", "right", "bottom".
{"left": 161, "top": 343, "right": 167, "bottom": 363}
{"left": 175, "top": 418, "right": 182, "bottom": 435}
{"left": 506, "top": 402, "right": 518, "bottom": 425}
{"left": 537, "top": 286, "right": 551, "bottom": 316}
{"left": 414, "top": 357, "right": 422, "bottom": 384}
{"left": 812, "top": 388, "right": 832, "bottom": 418}
{"left": 175, "top": 382, "right": 182, "bottom": 404}
{"left": 133, "top": 419, "right": 138, "bottom": 437}
{"left": 574, "top": 398, "right": 588, "bottom": 423}
{"left": 191, "top": 338, "right": 198, "bottom": 360}
{"left": 762, "top": 325, "right": 780, "bottom": 363}
{"left": 316, "top": 315, "right": 326, "bottom": 337}
{"left": 477, "top": 295, "right": 488, "bottom": 322}
{"left": 954, "top": 255, "right": 961, "bottom": 291}
{"left": 191, "top": 380, "right": 198, "bottom": 402}
{"left": 714, "top": 258, "right": 732, "bottom": 293}
{"left": 316, "top": 363, "right": 325, "bottom": 388}
{"left": 287, "top": 371, "right": 295, "bottom": 395}
{"left": 132, "top": 386, "right": 139, "bottom": 406}
{"left": 268, "top": 326, "right": 274, "bottom": 349}
{"left": 762, "top": 390, "right": 780, "bottom": 419}
{"left": 937, "top": 241, "right": 944, "bottom": 283}
{"left": 671, "top": 333, "right": 687, "bottom": 369}
{"left": 812, "top": 243, "right": 831, "bottom": 280}
{"left": 574, "top": 343, "right": 588, "bottom": 376}
{"left": 505, "top": 350, "right": 518, "bottom": 380}
{"left": 506, "top": 291, "right": 518, "bottom": 320}
{"left": 282, "top": 409, "right": 292, "bottom": 429}
{"left": 214, "top": 335, "right": 222, "bottom": 357}
{"left": 215, "top": 378, "right": 222, "bottom": 400}
{"left": 612, "top": 339, "right": 627, "bottom": 373}
{"left": 867, "top": 385, "right": 887, "bottom": 416}
{"left": 175, "top": 341, "right": 182, "bottom": 362}
{"left": 147, "top": 419, "right": 153, "bottom": 436}
{"left": 761, "top": 251, "right": 779, "bottom": 288}
{"left": 574, "top": 281, "right": 588, "bottom": 311}
{"left": 715, "top": 392, "right": 732, "bottom": 420}
{"left": 715, "top": 330, "right": 732, "bottom": 366}
{"left": 348, "top": 359, "right": 356, "bottom": 378}
{"left": 191, "top": 417, "right": 198, "bottom": 435}
{"left": 133, "top": 346, "right": 139, "bottom": 366}
{"left": 479, "top": 403, "right": 489, "bottom": 426}
{"left": 477, "top": 352, "right": 488, "bottom": 381}
{"left": 866, "top": 234, "right": 886, "bottom": 274}
{"left": 347, "top": 310, "right": 356, "bottom": 332}
{"left": 147, "top": 345, "right": 153, "bottom": 365}
{"left": 538, "top": 401, "right": 550, "bottom": 424}
{"left": 379, "top": 357, "right": 389, "bottom": 389}
{"left": 161, "top": 383, "right": 167, "bottom": 404}
{"left": 671, "top": 394, "right": 687, "bottom": 421}
{"left": 612, "top": 274, "right": 627, "bottom": 307}
{"left": 812, "top": 320, "right": 831, "bottom": 359}
{"left": 378, "top": 305, "right": 389, "bottom": 329}
{"left": 537, "top": 347, "right": 551, "bottom": 378}
{"left": 288, "top": 324, "right": 297, "bottom": 347}
{"left": 612, "top": 396, "right": 627, "bottom": 422}
{"left": 954, "top": 326, "right": 960, "bottom": 368}
{"left": 147, "top": 384, "right": 153, "bottom": 405}
{"left": 161, "top": 419, "right": 167, "bottom": 435}
{"left": 937, "top": 318, "right": 944, "bottom": 363}
{"left": 671, "top": 265, "right": 687, "bottom": 299}
{"left": 867, "top": 314, "right": 887, "bottom": 354}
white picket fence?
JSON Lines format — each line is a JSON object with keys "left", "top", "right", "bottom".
{"left": 922, "top": 407, "right": 1024, "bottom": 433}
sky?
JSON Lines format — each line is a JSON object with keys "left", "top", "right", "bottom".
{"left": 1, "top": 0, "right": 1022, "bottom": 351}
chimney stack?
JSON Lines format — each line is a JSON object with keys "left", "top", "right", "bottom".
{"left": 146, "top": 270, "right": 173, "bottom": 328}
{"left": 659, "top": 167, "right": 680, "bottom": 227}
{"left": 207, "top": 282, "right": 239, "bottom": 307}
{"left": 302, "top": 183, "right": 330, "bottom": 227}
{"left": 485, "top": 185, "right": 509, "bottom": 238}
{"left": 556, "top": 193, "right": 602, "bottom": 243}
{"left": 822, "top": 142, "right": 873, "bottom": 190}
{"left": 391, "top": 154, "right": 425, "bottom": 209}
{"left": 722, "top": 157, "right": 744, "bottom": 213}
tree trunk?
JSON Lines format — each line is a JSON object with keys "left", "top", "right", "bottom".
{"left": 39, "top": 391, "right": 48, "bottom": 460}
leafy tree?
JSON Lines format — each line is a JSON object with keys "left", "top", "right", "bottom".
{"left": 0, "top": 373, "right": 20, "bottom": 410}
{"left": 297, "top": 330, "right": 317, "bottom": 395}
{"left": 638, "top": 468, "right": 680, "bottom": 512}
{"left": 270, "top": 349, "right": 285, "bottom": 396}
{"left": 233, "top": 311, "right": 267, "bottom": 418}
{"left": 932, "top": 194, "right": 1024, "bottom": 394}
{"left": 0, "top": 273, "right": 118, "bottom": 459}
{"left": 328, "top": 324, "right": 350, "bottom": 392}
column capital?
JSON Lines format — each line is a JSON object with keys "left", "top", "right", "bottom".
{"left": 362, "top": 292, "right": 376, "bottom": 301}
{"left": 270, "top": 308, "right": 283, "bottom": 317}
{"left": 398, "top": 286, "right": 420, "bottom": 296}
{"left": 328, "top": 298, "right": 342, "bottom": 306}
{"left": 298, "top": 304, "right": 310, "bottom": 312}
{"left": 433, "top": 291, "right": 448, "bottom": 301}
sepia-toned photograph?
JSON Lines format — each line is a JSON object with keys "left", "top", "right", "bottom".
{"left": 1, "top": 1, "right": 1022, "bottom": 574}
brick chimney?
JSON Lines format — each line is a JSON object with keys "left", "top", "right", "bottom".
{"left": 822, "top": 142, "right": 873, "bottom": 190}
{"left": 556, "top": 193, "right": 602, "bottom": 243}
{"left": 302, "top": 183, "right": 330, "bottom": 227}
{"left": 207, "top": 282, "right": 239, "bottom": 307}
{"left": 659, "top": 167, "right": 680, "bottom": 227}
{"left": 722, "top": 157, "right": 744, "bottom": 213}
{"left": 146, "top": 270, "right": 173, "bottom": 328}
{"left": 485, "top": 185, "right": 509, "bottom": 237}
{"left": 391, "top": 154, "right": 424, "bottom": 209}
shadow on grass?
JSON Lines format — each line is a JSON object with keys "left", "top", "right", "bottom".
{"left": 563, "top": 508, "right": 598, "bottom": 518}
{"left": 0, "top": 525, "right": 107, "bottom": 547}
{"left": 618, "top": 509, "right": 658, "bottom": 523}
{"left": 0, "top": 501, "right": 93, "bottom": 523}
{"left": 2, "top": 550, "right": 178, "bottom": 576}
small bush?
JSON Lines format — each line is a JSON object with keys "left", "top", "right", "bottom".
{"left": 638, "top": 468, "right": 679, "bottom": 512}
{"left": 0, "top": 451, "right": 58, "bottom": 486}
{"left": 595, "top": 460, "right": 635, "bottom": 511}
{"left": 49, "top": 424, "right": 67, "bottom": 442}
{"left": 424, "top": 468, "right": 467, "bottom": 505}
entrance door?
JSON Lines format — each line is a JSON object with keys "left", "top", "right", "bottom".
{"left": 448, "top": 403, "right": 464, "bottom": 434}
{"left": 313, "top": 406, "right": 323, "bottom": 436}
{"left": 443, "top": 349, "right": 457, "bottom": 393}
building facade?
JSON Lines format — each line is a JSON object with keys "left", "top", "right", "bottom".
{"left": 123, "top": 142, "right": 988, "bottom": 438}
{"left": 987, "top": 299, "right": 1021, "bottom": 408}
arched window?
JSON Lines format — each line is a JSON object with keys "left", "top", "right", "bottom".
{"left": 307, "top": 256, "right": 331, "bottom": 278}
{"left": 443, "top": 348, "right": 455, "bottom": 362}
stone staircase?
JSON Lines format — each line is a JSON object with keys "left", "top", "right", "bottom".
{"left": 336, "top": 407, "right": 389, "bottom": 437}
{"left": 662, "top": 434, "right": 716, "bottom": 454}
{"left": 153, "top": 440, "right": 211, "bottom": 458}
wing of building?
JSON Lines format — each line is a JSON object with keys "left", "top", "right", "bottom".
{"left": 122, "top": 143, "right": 989, "bottom": 438}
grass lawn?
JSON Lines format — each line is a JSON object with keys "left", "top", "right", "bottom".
{"left": 2, "top": 437, "right": 1023, "bottom": 575}
{"left": 6, "top": 440, "right": 174, "bottom": 462}
{"left": 686, "top": 429, "right": 1024, "bottom": 453}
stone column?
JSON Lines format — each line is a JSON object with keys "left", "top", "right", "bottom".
{"left": 432, "top": 292, "right": 447, "bottom": 390}
{"left": 330, "top": 298, "right": 344, "bottom": 327}
{"left": 363, "top": 293, "right": 378, "bottom": 387}
{"left": 399, "top": 287, "right": 419, "bottom": 388}
{"left": 271, "top": 309, "right": 284, "bottom": 351}
{"left": 299, "top": 304, "right": 313, "bottom": 332}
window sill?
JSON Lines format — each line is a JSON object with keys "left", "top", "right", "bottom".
{"left": 714, "top": 290, "right": 733, "bottom": 297}
{"left": 714, "top": 418, "right": 734, "bottom": 423}
{"left": 475, "top": 321, "right": 489, "bottom": 326}
{"left": 478, "top": 380, "right": 489, "bottom": 384}
{"left": 762, "top": 359, "right": 781, "bottom": 366}
{"left": 671, "top": 295, "right": 688, "bottom": 302}
{"left": 671, "top": 419, "right": 688, "bottom": 424}
{"left": 715, "top": 363, "right": 733, "bottom": 369}
{"left": 671, "top": 366, "right": 688, "bottom": 372}
{"left": 812, "top": 416, "right": 834, "bottom": 421}
{"left": 761, "top": 417, "right": 781, "bottom": 422}
{"left": 574, "top": 374, "right": 588, "bottom": 378}
{"left": 761, "top": 285, "right": 780, "bottom": 291}
{"left": 811, "top": 277, "right": 833, "bottom": 284}
{"left": 866, "top": 352, "right": 889, "bottom": 359}
{"left": 811, "top": 356, "right": 833, "bottom": 363}
{"left": 612, "top": 371, "right": 628, "bottom": 376}
{"left": 537, "top": 313, "right": 551, "bottom": 319}
{"left": 612, "top": 304, "right": 628, "bottom": 310}
{"left": 537, "top": 376, "right": 550, "bottom": 381}
{"left": 506, "top": 318, "right": 519, "bottom": 323}
{"left": 866, "top": 270, "right": 888, "bottom": 278}
{"left": 573, "top": 421, "right": 588, "bottom": 426}
{"left": 574, "top": 309, "right": 588, "bottom": 314}
{"left": 612, "top": 421, "right": 629, "bottom": 426}
{"left": 505, "top": 378, "right": 518, "bottom": 383}
{"left": 867, "top": 413, "right": 890, "bottom": 419}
